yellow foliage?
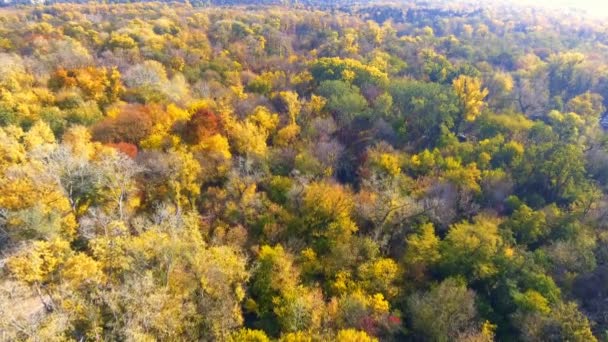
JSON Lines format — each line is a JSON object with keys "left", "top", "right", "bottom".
{"left": 369, "top": 50, "right": 390, "bottom": 73}
{"left": 62, "top": 125, "right": 97, "bottom": 159}
{"left": 291, "top": 70, "right": 313, "bottom": 86}
{"left": 342, "top": 28, "right": 360, "bottom": 55}
{"left": 89, "top": 234, "right": 132, "bottom": 275}
{"left": 248, "top": 106, "right": 279, "bottom": 134}
{"left": 342, "top": 69, "right": 356, "bottom": 83}
{"left": 0, "top": 125, "right": 26, "bottom": 170}
{"left": 409, "top": 149, "right": 439, "bottom": 175}
{"left": 273, "top": 285, "right": 325, "bottom": 333}
{"left": 377, "top": 153, "right": 401, "bottom": 177}
{"left": 167, "top": 149, "right": 202, "bottom": 208}
{"left": 481, "top": 321, "right": 497, "bottom": 341}
{"left": 493, "top": 72, "right": 514, "bottom": 93}
{"left": 358, "top": 258, "right": 401, "bottom": 299}
{"left": 140, "top": 124, "right": 179, "bottom": 150}
{"left": 275, "top": 124, "right": 300, "bottom": 147}
{"left": 453, "top": 75, "right": 488, "bottom": 122}
{"left": 331, "top": 270, "right": 355, "bottom": 295}
{"left": 227, "top": 118, "right": 270, "bottom": 157}
{"left": 138, "top": 104, "right": 190, "bottom": 149}
{"left": 303, "top": 182, "right": 357, "bottom": 237}
{"left": 307, "top": 94, "right": 328, "bottom": 116}
{"left": 197, "top": 133, "right": 232, "bottom": 159}
{"left": 241, "top": 183, "right": 258, "bottom": 207}
{"left": 478, "top": 151, "right": 492, "bottom": 169}
{"left": 108, "top": 32, "right": 137, "bottom": 49}
{"left": 515, "top": 290, "right": 551, "bottom": 314}
{"left": 228, "top": 329, "right": 270, "bottom": 342}
{"left": 333, "top": 290, "right": 390, "bottom": 326}
{"left": 231, "top": 84, "right": 247, "bottom": 99}
{"left": 61, "top": 253, "right": 105, "bottom": 288}
{"left": 443, "top": 162, "right": 482, "bottom": 193}
{"left": 405, "top": 223, "right": 441, "bottom": 266}
{"left": 24, "top": 121, "right": 55, "bottom": 151}
{"left": 300, "top": 247, "right": 321, "bottom": 276}
{"left": 0, "top": 175, "right": 37, "bottom": 210}
{"left": 442, "top": 216, "right": 504, "bottom": 280}
{"left": 276, "top": 91, "right": 301, "bottom": 123}
{"left": 60, "top": 212, "right": 78, "bottom": 240}
{"left": 280, "top": 331, "right": 314, "bottom": 342}
{"left": 167, "top": 103, "right": 191, "bottom": 122}
{"left": 189, "top": 133, "right": 232, "bottom": 181}
{"left": 310, "top": 57, "right": 389, "bottom": 87}
{"left": 369, "top": 293, "right": 390, "bottom": 314}
{"left": 336, "top": 329, "right": 378, "bottom": 342}
{"left": 108, "top": 67, "right": 123, "bottom": 103}
{"left": 188, "top": 99, "right": 217, "bottom": 116}
{"left": 7, "top": 239, "right": 71, "bottom": 284}
{"left": 105, "top": 103, "right": 123, "bottom": 119}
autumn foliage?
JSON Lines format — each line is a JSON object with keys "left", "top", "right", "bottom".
{"left": 91, "top": 104, "right": 153, "bottom": 144}
{"left": 0, "top": 2, "right": 607, "bottom": 342}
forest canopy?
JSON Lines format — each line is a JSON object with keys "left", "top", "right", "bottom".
{"left": 1, "top": 1, "right": 608, "bottom": 341}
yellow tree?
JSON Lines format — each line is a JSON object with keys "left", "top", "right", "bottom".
{"left": 23, "top": 121, "right": 55, "bottom": 152}
{"left": 95, "top": 148, "right": 143, "bottom": 220}
{"left": 166, "top": 149, "right": 202, "bottom": 210}
{"left": 336, "top": 329, "right": 378, "bottom": 342}
{"left": 191, "top": 133, "right": 232, "bottom": 182}
{"left": 404, "top": 223, "right": 441, "bottom": 282}
{"left": 62, "top": 125, "right": 100, "bottom": 160}
{"left": 301, "top": 182, "right": 357, "bottom": 243}
{"left": 0, "top": 123, "right": 80, "bottom": 241}
{"left": 226, "top": 106, "right": 278, "bottom": 157}
{"left": 140, "top": 104, "right": 191, "bottom": 150}
{"left": 357, "top": 258, "right": 401, "bottom": 300}
{"left": 0, "top": 125, "right": 26, "bottom": 173}
{"left": 229, "top": 329, "right": 271, "bottom": 342}
{"left": 7, "top": 239, "right": 72, "bottom": 311}
{"left": 274, "top": 91, "right": 302, "bottom": 147}
{"left": 452, "top": 75, "right": 488, "bottom": 133}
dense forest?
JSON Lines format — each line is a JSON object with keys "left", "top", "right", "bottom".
{"left": 1, "top": 1, "right": 608, "bottom": 341}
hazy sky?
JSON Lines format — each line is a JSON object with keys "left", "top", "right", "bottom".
{"left": 511, "top": 0, "right": 608, "bottom": 16}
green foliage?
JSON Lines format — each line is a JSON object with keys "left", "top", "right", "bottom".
{"left": 316, "top": 80, "right": 368, "bottom": 124}
{"left": 408, "top": 278, "right": 484, "bottom": 342}
{"left": 310, "top": 57, "right": 389, "bottom": 89}
{"left": 515, "top": 143, "right": 587, "bottom": 205}
{"left": 419, "top": 49, "right": 456, "bottom": 84}
{"left": 390, "top": 79, "right": 459, "bottom": 147}
{"left": 502, "top": 204, "right": 548, "bottom": 245}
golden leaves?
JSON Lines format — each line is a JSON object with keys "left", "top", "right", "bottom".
{"left": 452, "top": 75, "right": 489, "bottom": 122}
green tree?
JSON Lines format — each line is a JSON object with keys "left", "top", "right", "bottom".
{"left": 316, "top": 80, "right": 368, "bottom": 124}
{"left": 501, "top": 204, "right": 548, "bottom": 245}
{"left": 408, "top": 278, "right": 485, "bottom": 342}
{"left": 390, "top": 80, "right": 459, "bottom": 147}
